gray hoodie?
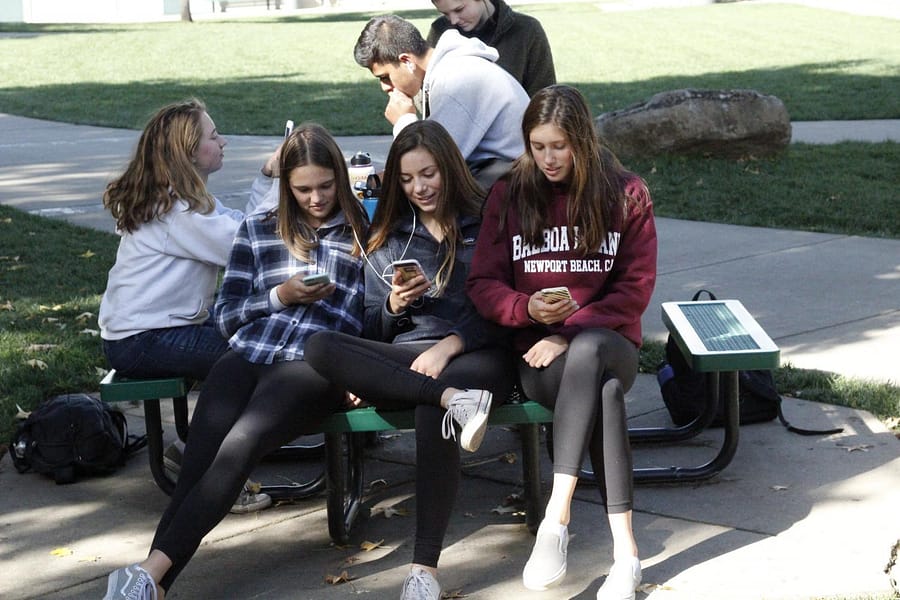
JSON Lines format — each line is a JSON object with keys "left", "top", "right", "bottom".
{"left": 395, "top": 30, "right": 529, "bottom": 165}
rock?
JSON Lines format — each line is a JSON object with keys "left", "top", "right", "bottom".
{"left": 595, "top": 89, "right": 791, "bottom": 159}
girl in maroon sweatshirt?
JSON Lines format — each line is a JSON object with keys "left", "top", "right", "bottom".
{"left": 466, "top": 85, "right": 657, "bottom": 600}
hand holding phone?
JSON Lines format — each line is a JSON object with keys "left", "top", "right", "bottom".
{"left": 302, "top": 273, "right": 331, "bottom": 286}
{"left": 540, "top": 286, "right": 572, "bottom": 304}
{"left": 392, "top": 259, "right": 426, "bottom": 283}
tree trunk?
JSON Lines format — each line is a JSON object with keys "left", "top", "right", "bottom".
{"left": 180, "top": 0, "right": 193, "bottom": 22}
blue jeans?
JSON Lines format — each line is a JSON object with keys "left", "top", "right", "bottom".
{"left": 102, "top": 319, "right": 229, "bottom": 382}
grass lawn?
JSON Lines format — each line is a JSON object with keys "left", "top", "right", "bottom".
{"left": 0, "top": 3, "right": 897, "bottom": 134}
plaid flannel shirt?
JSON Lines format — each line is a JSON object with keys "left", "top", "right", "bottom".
{"left": 215, "top": 210, "right": 365, "bottom": 364}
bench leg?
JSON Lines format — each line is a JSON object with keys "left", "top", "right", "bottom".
{"left": 519, "top": 423, "right": 544, "bottom": 534}
{"left": 142, "top": 399, "right": 177, "bottom": 495}
{"left": 633, "top": 371, "right": 740, "bottom": 483}
{"left": 326, "top": 431, "right": 366, "bottom": 545}
{"left": 173, "top": 394, "right": 190, "bottom": 442}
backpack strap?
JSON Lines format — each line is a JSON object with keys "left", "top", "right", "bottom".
{"left": 776, "top": 400, "right": 844, "bottom": 436}
{"left": 106, "top": 407, "right": 148, "bottom": 456}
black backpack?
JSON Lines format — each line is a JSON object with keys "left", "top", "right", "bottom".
{"left": 9, "top": 393, "right": 147, "bottom": 484}
{"left": 657, "top": 290, "right": 843, "bottom": 436}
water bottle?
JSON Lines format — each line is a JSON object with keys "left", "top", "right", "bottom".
{"left": 348, "top": 152, "right": 375, "bottom": 200}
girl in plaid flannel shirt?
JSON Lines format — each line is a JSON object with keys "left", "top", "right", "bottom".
{"left": 103, "top": 124, "right": 369, "bottom": 600}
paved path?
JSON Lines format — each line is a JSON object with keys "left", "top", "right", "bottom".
{"left": 0, "top": 112, "right": 898, "bottom": 600}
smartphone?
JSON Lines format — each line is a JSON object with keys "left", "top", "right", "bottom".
{"left": 392, "top": 259, "right": 425, "bottom": 283}
{"left": 540, "top": 286, "right": 572, "bottom": 304}
{"left": 302, "top": 273, "right": 330, "bottom": 286}
{"left": 284, "top": 119, "right": 294, "bottom": 139}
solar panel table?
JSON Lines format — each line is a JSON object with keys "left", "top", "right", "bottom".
{"left": 629, "top": 299, "right": 780, "bottom": 483}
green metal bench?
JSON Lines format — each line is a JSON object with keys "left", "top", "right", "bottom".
{"left": 98, "top": 298, "right": 779, "bottom": 544}
{"left": 99, "top": 370, "right": 190, "bottom": 495}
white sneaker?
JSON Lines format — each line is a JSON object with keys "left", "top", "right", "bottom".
{"left": 399, "top": 566, "right": 441, "bottom": 600}
{"left": 441, "top": 389, "right": 492, "bottom": 452}
{"left": 229, "top": 480, "right": 272, "bottom": 514}
{"left": 596, "top": 556, "right": 642, "bottom": 600}
{"left": 522, "top": 520, "right": 569, "bottom": 590}
{"left": 103, "top": 564, "right": 158, "bottom": 600}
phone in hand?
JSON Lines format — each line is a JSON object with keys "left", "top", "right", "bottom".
{"left": 284, "top": 119, "right": 294, "bottom": 139}
{"left": 302, "top": 272, "right": 330, "bottom": 286}
{"left": 392, "top": 259, "right": 425, "bottom": 283}
{"left": 540, "top": 286, "right": 572, "bottom": 304}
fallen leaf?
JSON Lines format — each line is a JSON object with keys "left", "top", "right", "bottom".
{"left": 342, "top": 556, "right": 360, "bottom": 566}
{"left": 80, "top": 250, "right": 96, "bottom": 258}
{"left": 80, "top": 329, "right": 100, "bottom": 337}
{"left": 42, "top": 317, "right": 59, "bottom": 323}
{"left": 324, "top": 570, "right": 355, "bottom": 585}
{"left": 441, "top": 589, "right": 468, "bottom": 598}
{"left": 50, "top": 547, "right": 73, "bottom": 557}
{"left": 842, "top": 444, "right": 873, "bottom": 452}
{"left": 39, "top": 304, "right": 64, "bottom": 312}
{"left": 500, "top": 452, "right": 517, "bottom": 464}
{"left": 770, "top": 485, "right": 789, "bottom": 491}
{"left": 0, "top": 217, "right": 11, "bottom": 223}
{"left": 371, "top": 505, "right": 408, "bottom": 519}
{"left": 77, "top": 555, "right": 102, "bottom": 563}
{"left": 25, "top": 343, "right": 57, "bottom": 352}
{"left": 360, "top": 539, "right": 384, "bottom": 552}
{"left": 0, "top": 300, "right": 13, "bottom": 311}
{"left": 491, "top": 505, "right": 521, "bottom": 515}
{"left": 75, "top": 312, "right": 95, "bottom": 323}
{"left": 25, "top": 359, "right": 48, "bottom": 370}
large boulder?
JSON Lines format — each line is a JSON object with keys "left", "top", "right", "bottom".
{"left": 595, "top": 89, "right": 791, "bottom": 159}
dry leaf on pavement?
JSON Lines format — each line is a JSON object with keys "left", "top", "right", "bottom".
{"left": 324, "top": 570, "right": 355, "bottom": 585}
{"left": 360, "top": 539, "right": 384, "bottom": 552}
{"left": 25, "top": 359, "right": 48, "bottom": 370}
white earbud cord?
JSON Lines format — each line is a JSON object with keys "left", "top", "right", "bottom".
{"left": 351, "top": 202, "right": 417, "bottom": 290}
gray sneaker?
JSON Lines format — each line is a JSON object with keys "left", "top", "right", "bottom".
{"left": 163, "top": 441, "right": 271, "bottom": 514}
{"left": 162, "top": 440, "right": 184, "bottom": 477}
{"left": 229, "top": 480, "right": 272, "bottom": 514}
{"left": 441, "top": 389, "right": 492, "bottom": 452}
{"left": 399, "top": 567, "right": 441, "bottom": 600}
{"left": 596, "top": 557, "right": 642, "bottom": 600}
{"left": 103, "top": 564, "right": 158, "bottom": 600}
{"left": 522, "top": 520, "right": 569, "bottom": 590}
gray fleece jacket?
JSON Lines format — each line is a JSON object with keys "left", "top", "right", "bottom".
{"left": 394, "top": 30, "right": 529, "bottom": 165}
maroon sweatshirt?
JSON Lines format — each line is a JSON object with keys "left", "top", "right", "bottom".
{"left": 466, "top": 176, "right": 657, "bottom": 352}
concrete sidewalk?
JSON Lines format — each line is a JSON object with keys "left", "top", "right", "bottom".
{"left": 0, "top": 113, "right": 898, "bottom": 600}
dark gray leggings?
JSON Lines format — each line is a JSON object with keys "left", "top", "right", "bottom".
{"left": 518, "top": 328, "right": 638, "bottom": 514}
{"left": 305, "top": 331, "right": 515, "bottom": 568}
{"left": 150, "top": 350, "right": 343, "bottom": 591}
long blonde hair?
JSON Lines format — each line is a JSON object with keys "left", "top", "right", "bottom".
{"left": 103, "top": 99, "right": 214, "bottom": 233}
{"left": 367, "top": 120, "right": 484, "bottom": 296}
{"left": 275, "top": 124, "right": 368, "bottom": 260}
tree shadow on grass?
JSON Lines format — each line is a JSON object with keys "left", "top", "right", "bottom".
{"left": 0, "top": 62, "right": 897, "bottom": 135}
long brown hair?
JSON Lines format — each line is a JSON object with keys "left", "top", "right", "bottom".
{"left": 367, "top": 120, "right": 484, "bottom": 296}
{"left": 504, "top": 85, "right": 638, "bottom": 255}
{"left": 103, "top": 99, "right": 214, "bottom": 233}
{"left": 275, "top": 123, "right": 368, "bottom": 261}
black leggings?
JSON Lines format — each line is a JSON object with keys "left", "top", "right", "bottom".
{"left": 150, "top": 350, "right": 343, "bottom": 591}
{"left": 518, "top": 328, "right": 638, "bottom": 514}
{"left": 305, "top": 331, "right": 515, "bottom": 568}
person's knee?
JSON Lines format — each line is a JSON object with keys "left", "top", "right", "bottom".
{"left": 304, "top": 330, "right": 334, "bottom": 367}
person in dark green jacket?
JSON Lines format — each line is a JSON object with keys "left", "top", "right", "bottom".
{"left": 428, "top": 0, "right": 556, "bottom": 96}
